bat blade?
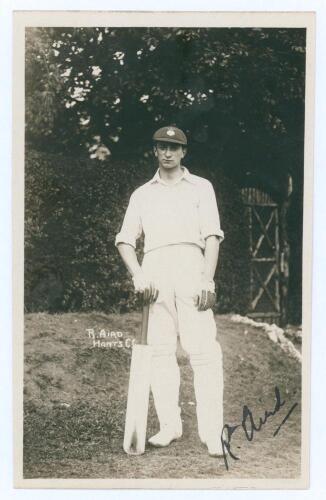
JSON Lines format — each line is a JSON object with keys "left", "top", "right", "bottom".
{"left": 123, "top": 344, "right": 152, "bottom": 455}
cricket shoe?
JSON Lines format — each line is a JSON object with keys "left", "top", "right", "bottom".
{"left": 201, "top": 436, "right": 226, "bottom": 457}
{"left": 205, "top": 440, "right": 224, "bottom": 457}
{"left": 148, "top": 425, "right": 182, "bottom": 447}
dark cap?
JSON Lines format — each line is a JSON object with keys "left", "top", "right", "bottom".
{"left": 153, "top": 126, "right": 187, "bottom": 145}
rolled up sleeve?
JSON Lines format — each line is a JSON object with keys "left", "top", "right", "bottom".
{"left": 115, "top": 192, "right": 143, "bottom": 248}
{"left": 199, "top": 181, "right": 224, "bottom": 243}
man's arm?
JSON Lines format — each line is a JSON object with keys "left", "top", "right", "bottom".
{"left": 195, "top": 235, "right": 220, "bottom": 311}
{"left": 196, "top": 180, "right": 224, "bottom": 311}
{"left": 117, "top": 243, "right": 158, "bottom": 303}
{"left": 202, "top": 235, "right": 220, "bottom": 282}
{"left": 116, "top": 243, "right": 142, "bottom": 278}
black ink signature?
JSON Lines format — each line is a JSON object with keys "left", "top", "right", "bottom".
{"left": 221, "top": 386, "right": 298, "bottom": 470}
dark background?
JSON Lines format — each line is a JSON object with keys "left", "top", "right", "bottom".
{"left": 24, "top": 27, "right": 306, "bottom": 323}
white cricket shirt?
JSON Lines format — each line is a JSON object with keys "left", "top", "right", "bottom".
{"left": 115, "top": 166, "right": 224, "bottom": 254}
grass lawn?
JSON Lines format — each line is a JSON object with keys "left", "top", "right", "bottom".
{"left": 23, "top": 312, "right": 301, "bottom": 479}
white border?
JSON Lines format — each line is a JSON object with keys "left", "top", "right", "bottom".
{"left": 12, "top": 8, "right": 313, "bottom": 491}
{"left": 2, "top": 0, "right": 326, "bottom": 498}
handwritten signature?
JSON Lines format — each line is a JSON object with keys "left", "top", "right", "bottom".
{"left": 221, "top": 386, "right": 298, "bottom": 470}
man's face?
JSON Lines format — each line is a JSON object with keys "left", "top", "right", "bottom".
{"left": 154, "top": 141, "right": 186, "bottom": 170}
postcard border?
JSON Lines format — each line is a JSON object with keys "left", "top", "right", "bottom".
{"left": 12, "top": 9, "right": 315, "bottom": 490}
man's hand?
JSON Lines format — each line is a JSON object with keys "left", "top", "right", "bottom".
{"left": 132, "top": 270, "right": 159, "bottom": 304}
{"left": 195, "top": 278, "right": 216, "bottom": 311}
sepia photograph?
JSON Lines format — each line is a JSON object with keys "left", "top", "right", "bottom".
{"left": 12, "top": 10, "right": 314, "bottom": 489}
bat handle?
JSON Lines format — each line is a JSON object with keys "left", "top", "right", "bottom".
{"left": 140, "top": 302, "right": 150, "bottom": 345}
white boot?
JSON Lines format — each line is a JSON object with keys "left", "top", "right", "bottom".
{"left": 148, "top": 422, "right": 182, "bottom": 447}
{"left": 202, "top": 438, "right": 224, "bottom": 457}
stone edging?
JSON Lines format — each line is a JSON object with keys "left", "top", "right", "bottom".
{"left": 230, "top": 314, "right": 302, "bottom": 363}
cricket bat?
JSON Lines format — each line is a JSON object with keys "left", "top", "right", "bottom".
{"left": 123, "top": 301, "right": 152, "bottom": 455}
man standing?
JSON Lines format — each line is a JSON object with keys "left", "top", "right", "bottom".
{"left": 115, "top": 126, "right": 225, "bottom": 456}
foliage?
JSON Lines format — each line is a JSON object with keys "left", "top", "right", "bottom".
{"left": 25, "top": 149, "right": 144, "bottom": 312}
{"left": 26, "top": 27, "right": 306, "bottom": 182}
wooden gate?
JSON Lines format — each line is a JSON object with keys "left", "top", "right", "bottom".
{"left": 241, "top": 187, "right": 283, "bottom": 325}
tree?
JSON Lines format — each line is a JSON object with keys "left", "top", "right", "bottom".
{"left": 26, "top": 27, "right": 305, "bottom": 180}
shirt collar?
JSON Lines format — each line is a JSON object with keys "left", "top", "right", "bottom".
{"left": 149, "top": 166, "right": 196, "bottom": 185}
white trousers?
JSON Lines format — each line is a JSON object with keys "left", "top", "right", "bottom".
{"left": 141, "top": 244, "right": 224, "bottom": 444}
